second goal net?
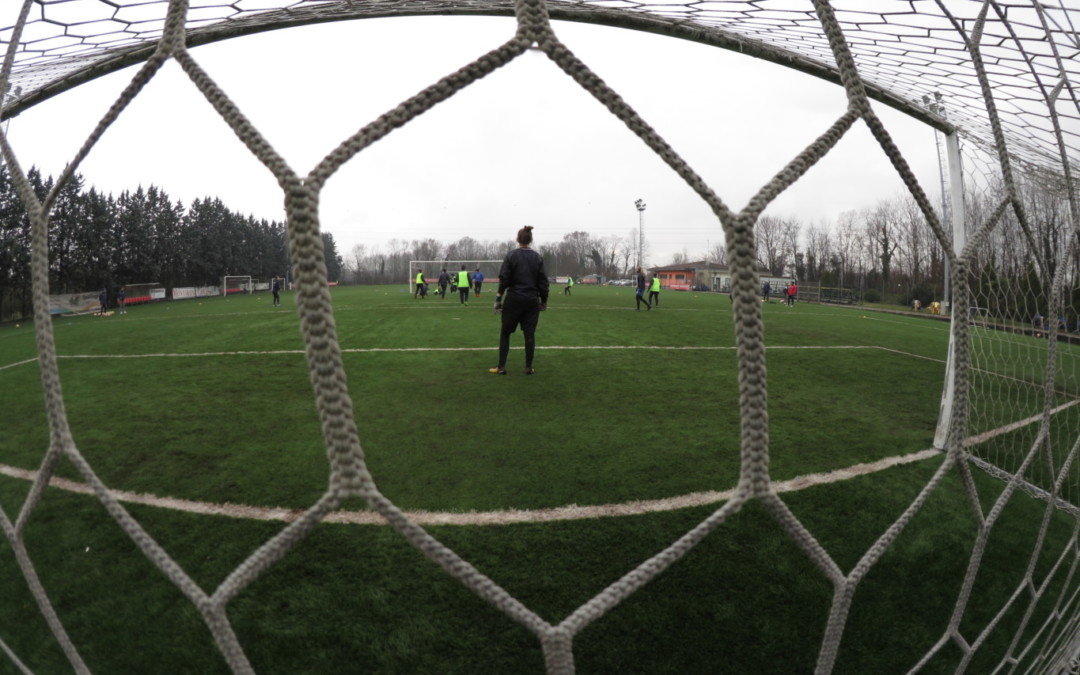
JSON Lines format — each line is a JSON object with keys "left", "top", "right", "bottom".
{"left": 222, "top": 275, "right": 253, "bottom": 296}
{"left": 120, "top": 282, "right": 165, "bottom": 305}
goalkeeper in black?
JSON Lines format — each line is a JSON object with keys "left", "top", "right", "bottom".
{"left": 490, "top": 225, "right": 549, "bottom": 375}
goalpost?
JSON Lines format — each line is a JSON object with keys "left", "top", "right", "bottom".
{"left": 120, "top": 282, "right": 165, "bottom": 306}
{"left": 408, "top": 260, "right": 503, "bottom": 294}
{"left": 222, "top": 275, "right": 253, "bottom": 296}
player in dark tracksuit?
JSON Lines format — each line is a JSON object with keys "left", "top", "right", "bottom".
{"left": 635, "top": 268, "right": 651, "bottom": 311}
{"left": 438, "top": 268, "right": 450, "bottom": 299}
{"left": 490, "top": 226, "right": 549, "bottom": 375}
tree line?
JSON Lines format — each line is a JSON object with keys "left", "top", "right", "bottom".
{"left": 0, "top": 167, "right": 343, "bottom": 320}
{"left": 3, "top": 163, "right": 1071, "bottom": 326}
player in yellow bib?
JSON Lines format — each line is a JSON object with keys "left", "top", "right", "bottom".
{"left": 457, "top": 265, "right": 471, "bottom": 305}
{"left": 414, "top": 270, "right": 425, "bottom": 299}
{"left": 564, "top": 275, "right": 574, "bottom": 296}
{"left": 648, "top": 274, "right": 661, "bottom": 307}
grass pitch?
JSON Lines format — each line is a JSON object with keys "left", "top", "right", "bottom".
{"left": 0, "top": 285, "right": 1074, "bottom": 673}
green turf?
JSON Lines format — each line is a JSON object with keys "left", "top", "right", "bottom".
{"left": 0, "top": 285, "right": 1076, "bottom": 673}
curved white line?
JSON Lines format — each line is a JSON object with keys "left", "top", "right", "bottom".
{"left": 0, "top": 449, "right": 940, "bottom": 527}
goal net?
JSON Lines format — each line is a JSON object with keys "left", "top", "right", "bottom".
{"left": 121, "top": 282, "right": 165, "bottom": 305}
{"left": 222, "top": 275, "right": 253, "bottom": 296}
{"left": 2, "top": 1, "right": 1079, "bottom": 674}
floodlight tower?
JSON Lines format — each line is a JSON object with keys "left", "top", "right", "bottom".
{"left": 923, "top": 91, "right": 950, "bottom": 311}
{"left": 635, "top": 198, "right": 646, "bottom": 270}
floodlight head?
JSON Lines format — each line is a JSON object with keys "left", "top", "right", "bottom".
{"left": 635, "top": 199, "right": 646, "bottom": 211}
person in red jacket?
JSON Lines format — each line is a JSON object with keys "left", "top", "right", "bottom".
{"left": 786, "top": 281, "right": 797, "bottom": 307}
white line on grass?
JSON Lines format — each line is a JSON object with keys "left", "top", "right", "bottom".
{"left": 0, "top": 449, "right": 942, "bottom": 527}
{"left": 0, "top": 358, "right": 37, "bottom": 372}
{"left": 964, "top": 399, "right": 1080, "bottom": 446}
{"left": 0, "top": 343, "right": 967, "bottom": 527}
{"left": 0, "top": 344, "right": 883, "bottom": 365}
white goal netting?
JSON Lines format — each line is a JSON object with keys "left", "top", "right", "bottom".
{"left": 1, "top": 1, "right": 1079, "bottom": 673}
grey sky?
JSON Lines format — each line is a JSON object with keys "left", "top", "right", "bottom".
{"left": 5, "top": 15, "right": 941, "bottom": 265}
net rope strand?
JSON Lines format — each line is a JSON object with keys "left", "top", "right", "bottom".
{"left": 0, "top": 0, "right": 1079, "bottom": 673}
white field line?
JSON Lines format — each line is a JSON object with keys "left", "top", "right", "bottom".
{"left": 0, "top": 342, "right": 1059, "bottom": 527}
{"left": 1, "top": 344, "right": 880, "bottom": 365}
{"left": 0, "top": 358, "right": 37, "bottom": 372}
{"left": 0, "top": 449, "right": 942, "bottom": 527}
{"left": 964, "top": 399, "right": 1080, "bottom": 446}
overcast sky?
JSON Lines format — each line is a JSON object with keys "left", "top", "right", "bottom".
{"left": 4, "top": 15, "right": 942, "bottom": 265}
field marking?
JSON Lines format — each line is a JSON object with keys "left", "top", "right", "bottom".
{"left": 964, "top": 399, "right": 1080, "bottom": 446}
{"left": 8, "top": 398, "right": 1071, "bottom": 529}
{"left": 0, "top": 344, "right": 887, "bottom": 366}
{"left": 0, "top": 342, "right": 1069, "bottom": 526}
{"left": 0, "top": 358, "right": 37, "bottom": 372}
{"left": 0, "top": 449, "right": 942, "bottom": 527}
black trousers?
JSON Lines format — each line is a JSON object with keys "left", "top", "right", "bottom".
{"left": 498, "top": 296, "right": 540, "bottom": 368}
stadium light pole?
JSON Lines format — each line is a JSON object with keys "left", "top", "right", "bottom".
{"left": 634, "top": 199, "right": 646, "bottom": 270}
{"left": 923, "top": 92, "right": 950, "bottom": 312}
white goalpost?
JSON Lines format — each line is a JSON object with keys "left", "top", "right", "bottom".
{"left": 222, "top": 275, "right": 253, "bottom": 296}
{"left": 120, "top": 282, "right": 165, "bottom": 306}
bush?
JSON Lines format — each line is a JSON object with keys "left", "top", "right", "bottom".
{"left": 863, "top": 289, "right": 881, "bottom": 303}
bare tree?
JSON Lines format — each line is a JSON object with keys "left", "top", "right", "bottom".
{"left": 707, "top": 240, "right": 727, "bottom": 267}
{"left": 895, "top": 194, "right": 928, "bottom": 286}
{"left": 781, "top": 217, "right": 802, "bottom": 279}
{"left": 755, "top": 214, "right": 787, "bottom": 276}
{"left": 558, "top": 231, "right": 594, "bottom": 278}
{"left": 803, "top": 224, "right": 831, "bottom": 283}
{"left": 410, "top": 238, "right": 444, "bottom": 263}
{"left": 669, "top": 249, "right": 690, "bottom": 265}
{"left": 867, "top": 202, "right": 901, "bottom": 292}
{"left": 617, "top": 234, "right": 636, "bottom": 277}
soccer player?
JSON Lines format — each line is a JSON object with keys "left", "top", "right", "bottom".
{"left": 271, "top": 276, "right": 282, "bottom": 306}
{"left": 648, "top": 273, "right": 661, "bottom": 307}
{"left": 438, "top": 268, "right": 450, "bottom": 299}
{"left": 490, "top": 226, "right": 549, "bottom": 375}
{"left": 117, "top": 287, "right": 127, "bottom": 314}
{"left": 635, "top": 268, "right": 651, "bottom": 311}
{"left": 457, "top": 265, "right": 471, "bottom": 305}
{"left": 98, "top": 287, "right": 108, "bottom": 316}
{"left": 473, "top": 268, "right": 484, "bottom": 295}
{"left": 564, "top": 275, "right": 573, "bottom": 296}
{"left": 786, "top": 281, "right": 797, "bottom": 306}
{"left": 762, "top": 280, "right": 771, "bottom": 303}
{"left": 414, "top": 269, "right": 425, "bottom": 299}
